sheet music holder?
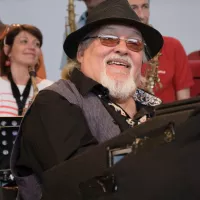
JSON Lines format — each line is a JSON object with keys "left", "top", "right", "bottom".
{"left": 105, "top": 96, "right": 200, "bottom": 164}
{"left": 153, "top": 96, "right": 200, "bottom": 127}
{"left": 38, "top": 96, "right": 200, "bottom": 200}
{"left": 0, "top": 116, "right": 22, "bottom": 186}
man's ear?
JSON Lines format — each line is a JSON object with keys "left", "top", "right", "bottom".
{"left": 77, "top": 46, "right": 84, "bottom": 63}
{"left": 3, "top": 45, "right": 11, "bottom": 56}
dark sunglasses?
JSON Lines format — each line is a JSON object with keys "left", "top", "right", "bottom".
{"left": 83, "top": 35, "right": 145, "bottom": 52}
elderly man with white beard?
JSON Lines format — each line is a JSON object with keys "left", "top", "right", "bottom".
{"left": 11, "top": 0, "right": 163, "bottom": 199}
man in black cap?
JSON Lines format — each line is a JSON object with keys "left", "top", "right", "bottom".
{"left": 11, "top": 0, "right": 164, "bottom": 199}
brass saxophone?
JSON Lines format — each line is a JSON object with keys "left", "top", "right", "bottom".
{"left": 144, "top": 51, "right": 162, "bottom": 94}
{"left": 144, "top": 24, "right": 162, "bottom": 94}
{"left": 61, "top": 0, "right": 77, "bottom": 79}
{"left": 68, "top": 0, "right": 77, "bottom": 33}
{"left": 22, "top": 66, "right": 39, "bottom": 115}
{"left": 28, "top": 65, "right": 39, "bottom": 101}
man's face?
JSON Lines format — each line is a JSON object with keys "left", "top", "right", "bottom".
{"left": 128, "top": 0, "right": 150, "bottom": 24}
{"left": 84, "top": 0, "right": 105, "bottom": 12}
{"left": 77, "top": 25, "right": 144, "bottom": 100}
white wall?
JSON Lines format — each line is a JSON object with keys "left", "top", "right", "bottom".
{"left": 0, "top": 0, "right": 199, "bottom": 81}
{"left": 150, "top": 0, "right": 200, "bottom": 55}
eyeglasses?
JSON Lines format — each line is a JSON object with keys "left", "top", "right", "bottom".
{"left": 83, "top": 35, "right": 146, "bottom": 52}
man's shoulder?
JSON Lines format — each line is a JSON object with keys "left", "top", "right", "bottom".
{"left": 37, "top": 79, "right": 54, "bottom": 90}
{"left": 36, "top": 88, "right": 65, "bottom": 105}
{"left": 163, "top": 36, "right": 183, "bottom": 47}
{"left": 161, "top": 36, "right": 186, "bottom": 56}
{"left": 37, "top": 79, "right": 79, "bottom": 105}
{"left": 45, "top": 79, "right": 76, "bottom": 94}
{"left": 36, "top": 79, "right": 72, "bottom": 104}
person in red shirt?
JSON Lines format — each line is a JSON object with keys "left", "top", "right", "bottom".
{"left": 142, "top": 37, "right": 194, "bottom": 102}
{"left": 128, "top": 0, "right": 194, "bottom": 103}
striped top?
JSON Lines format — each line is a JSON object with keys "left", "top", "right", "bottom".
{"left": 0, "top": 77, "right": 53, "bottom": 116}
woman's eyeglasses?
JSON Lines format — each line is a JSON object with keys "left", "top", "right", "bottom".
{"left": 83, "top": 35, "right": 146, "bottom": 52}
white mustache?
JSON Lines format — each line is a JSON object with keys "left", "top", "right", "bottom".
{"left": 103, "top": 54, "right": 134, "bottom": 68}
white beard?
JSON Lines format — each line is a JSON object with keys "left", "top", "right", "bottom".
{"left": 100, "top": 68, "right": 137, "bottom": 101}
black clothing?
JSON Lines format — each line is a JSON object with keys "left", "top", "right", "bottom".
{"left": 11, "top": 70, "right": 200, "bottom": 200}
{"left": 12, "top": 69, "right": 200, "bottom": 200}
{"left": 16, "top": 69, "right": 155, "bottom": 176}
{"left": 8, "top": 72, "right": 32, "bottom": 115}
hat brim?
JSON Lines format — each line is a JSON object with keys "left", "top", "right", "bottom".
{"left": 64, "top": 17, "right": 163, "bottom": 60}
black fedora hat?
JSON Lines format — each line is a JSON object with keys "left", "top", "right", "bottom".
{"left": 64, "top": 0, "right": 163, "bottom": 60}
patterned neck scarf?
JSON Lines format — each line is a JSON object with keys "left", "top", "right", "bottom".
{"left": 94, "top": 87, "right": 162, "bottom": 128}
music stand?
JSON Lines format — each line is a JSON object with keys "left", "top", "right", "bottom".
{"left": 0, "top": 117, "right": 22, "bottom": 186}
{"left": 153, "top": 96, "right": 200, "bottom": 128}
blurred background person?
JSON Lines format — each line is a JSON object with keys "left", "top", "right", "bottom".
{"left": 0, "top": 24, "right": 53, "bottom": 117}
{"left": 77, "top": 0, "right": 106, "bottom": 28}
{"left": 128, "top": 0, "right": 194, "bottom": 103}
